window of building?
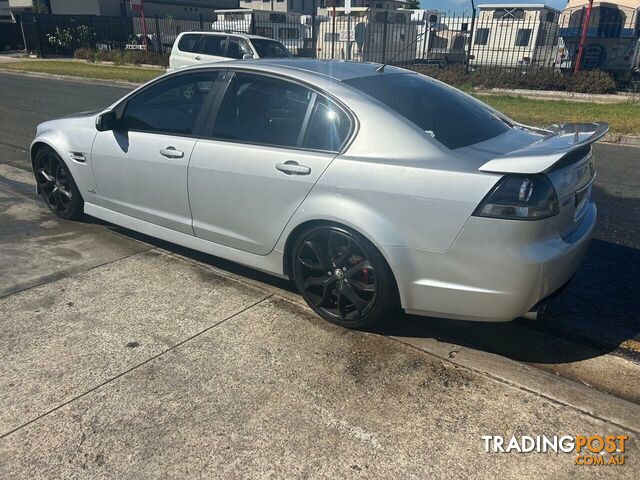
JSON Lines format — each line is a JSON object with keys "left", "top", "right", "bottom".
{"left": 493, "top": 8, "right": 525, "bottom": 21}
{"left": 515, "top": 28, "right": 532, "bottom": 46}
{"left": 474, "top": 28, "right": 489, "bottom": 45}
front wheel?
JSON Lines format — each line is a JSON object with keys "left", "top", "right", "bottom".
{"left": 33, "top": 147, "right": 83, "bottom": 220}
{"left": 292, "top": 225, "right": 397, "bottom": 329}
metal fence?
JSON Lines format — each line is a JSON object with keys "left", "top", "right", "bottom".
{"left": 14, "top": 9, "right": 640, "bottom": 87}
{"left": 0, "top": 22, "right": 23, "bottom": 52}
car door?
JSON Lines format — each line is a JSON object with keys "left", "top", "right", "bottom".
{"left": 193, "top": 34, "right": 230, "bottom": 64}
{"left": 188, "top": 71, "right": 353, "bottom": 255}
{"left": 91, "top": 70, "right": 221, "bottom": 235}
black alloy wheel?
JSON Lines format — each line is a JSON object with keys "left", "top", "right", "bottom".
{"left": 292, "top": 225, "right": 396, "bottom": 328}
{"left": 34, "top": 147, "right": 83, "bottom": 219}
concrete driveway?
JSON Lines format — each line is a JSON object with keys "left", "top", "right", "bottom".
{"left": 1, "top": 72, "right": 639, "bottom": 478}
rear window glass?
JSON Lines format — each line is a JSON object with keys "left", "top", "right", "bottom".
{"left": 178, "top": 34, "right": 201, "bottom": 53}
{"left": 344, "top": 73, "right": 509, "bottom": 149}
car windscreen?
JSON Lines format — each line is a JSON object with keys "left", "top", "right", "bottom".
{"left": 251, "top": 39, "right": 291, "bottom": 58}
{"left": 344, "top": 73, "right": 510, "bottom": 150}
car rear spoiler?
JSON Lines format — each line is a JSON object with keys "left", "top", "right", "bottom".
{"left": 479, "top": 122, "right": 609, "bottom": 174}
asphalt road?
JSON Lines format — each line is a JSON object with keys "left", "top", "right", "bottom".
{"left": 1, "top": 71, "right": 639, "bottom": 478}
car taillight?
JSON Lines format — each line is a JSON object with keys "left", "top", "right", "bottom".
{"left": 473, "top": 175, "right": 559, "bottom": 220}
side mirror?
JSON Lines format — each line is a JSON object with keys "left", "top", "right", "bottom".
{"left": 242, "top": 53, "right": 255, "bottom": 60}
{"left": 96, "top": 110, "right": 118, "bottom": 132}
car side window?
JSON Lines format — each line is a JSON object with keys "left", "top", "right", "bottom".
{"left": 122, "top": 72, "right": 219, "bottom": 136}
{"left": 178, "top": 33, "right": 201, "bottom": 53}
{"left": 228, "top": 37, "right": 253, "bottom": 59}
{"left": 302, "top": 97, "right": 351, "bottom": 152}
{"left": 196, "top": 35, "right": 227, "bottom": 56}
{"left": 211, "top": 73, "right": 313, "bottom": 148}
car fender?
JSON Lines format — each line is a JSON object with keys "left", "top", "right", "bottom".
{"left": 31, "top": 116, "right": 100, "bottom": 202}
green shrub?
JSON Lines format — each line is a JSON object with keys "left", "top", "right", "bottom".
{"left": 567, "top": 70, "right": 616, "bottom": 94}
{"left": 73, "top": 48, "right": 169, "bottom": 67}
{"left": 74, "top": 47, "right": 95, "bottom": 62}
{"left": 407, "top": 65, "right": 617, "bottom": 95}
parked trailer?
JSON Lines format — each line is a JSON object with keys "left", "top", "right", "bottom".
{"left": 557, "top": 0, "right": 640, "bottom": 80}
{"left": 413, "top": 10, "right": 471, "bottom": 66}
{"left": 212, "top": 9, "right": 312, "bottom": 56}
{"left": 469, "top": 3, "right": 560, "bottom": 69}
{"left": 316, "top": 8, "right": 417, "bottom": 64}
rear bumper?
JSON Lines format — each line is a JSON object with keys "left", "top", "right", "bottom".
{"left": 386, "top": 201, "right": 596, "bottom": 322}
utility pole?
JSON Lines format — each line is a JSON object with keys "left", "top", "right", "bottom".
{"left": 574, "top": 0, "right": 593, "bottom": 75}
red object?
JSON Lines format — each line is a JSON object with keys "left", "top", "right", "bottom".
{"left": 130, "top": 0, "right": 144, "bottom": 12}
{"left": 130, "top": 0, "right": 148, "bottom": 51}
{"left": 574, "top": 0, "right": 593, "bottom": 75}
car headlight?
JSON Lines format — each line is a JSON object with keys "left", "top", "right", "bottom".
{"left": 473, "top": 174, "right": 559, "bottom": 220}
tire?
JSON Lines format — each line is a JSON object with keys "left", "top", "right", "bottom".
{"left": 33, "top": 147, "right": 84, "bottom": 220}
{"left": 292, "top": 224, "right": 397, "bottom": 329}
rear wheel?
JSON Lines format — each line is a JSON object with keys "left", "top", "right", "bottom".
{"left": 292, "top": 225, "right": 396, "bottom": 329}
{"left": 34, "top": 147, "right": 83, "bottom": 220}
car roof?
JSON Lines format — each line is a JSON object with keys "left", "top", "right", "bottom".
{"left": 191, "top": 58, "right": 411, "bottom": 82}
{"left": 177, "top": 31, "right": 278, "bottom": 41}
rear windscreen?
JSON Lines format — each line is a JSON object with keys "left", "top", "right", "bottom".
{"left": 344, "top": 73, "right": 510, "bottom": 149}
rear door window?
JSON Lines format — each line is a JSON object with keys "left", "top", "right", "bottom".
{"left": 178, "top": 33, "right": 201, "bottom": 53}
{"left": 302, "top": 97, "right": 351, "bottom": 152}
{"left": 211, "top": 72, "right": 312, "bottom": 148}
{"left": 196, "top": 35, "right": 228, "bottom": 56}
{"left": 345, "top": 73, "right": 509, "bottom": 149}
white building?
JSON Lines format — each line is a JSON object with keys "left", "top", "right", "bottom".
{"left": 7, "top": 0, "right": 239, "bottom": 19}
{"left": 238, "top": 0, "right": 314, "bottom": 16}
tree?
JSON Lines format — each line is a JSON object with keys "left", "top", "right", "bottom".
{"left": 404, "top": 0, "right": 421, "bottom": 9}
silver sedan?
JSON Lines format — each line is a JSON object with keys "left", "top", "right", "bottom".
{"left": 30, "top": 59, "right": 607, "bottom": 328}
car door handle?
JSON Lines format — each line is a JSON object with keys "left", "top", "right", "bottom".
{"left": 160, "top": 147, "right": 184, "bottom": 159}
{"left": 276, "top": 161, "right": 311, "bottom": 176}
{"left": 194, "top": 55, "right": 201, "bottom": 60}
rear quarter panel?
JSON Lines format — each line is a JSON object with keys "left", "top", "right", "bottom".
{"left": 287, "top": 155, "right": 500, "bottom": 253}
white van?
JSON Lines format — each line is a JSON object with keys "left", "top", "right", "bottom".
{"left": 168, "top": 31, "right": 292, "bottom": 71}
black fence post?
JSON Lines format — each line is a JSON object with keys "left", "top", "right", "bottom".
{"left": 466, "top": 4, "right": 476, "bottom": 74}
{"left": 33, "top": 16, "right": 43, "bottom": 58}
{"left": 154, "top": 15, "right": 161, "bottom": 52}
{"left": 381, "top": 10, "right": 388, "bottom": 65}
{"left": 199, "top": 13, "right": 204, "bottom": 30}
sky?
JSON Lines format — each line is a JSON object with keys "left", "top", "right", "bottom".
{"left": 425, "top": 0, "right": 569, "bottom": 14}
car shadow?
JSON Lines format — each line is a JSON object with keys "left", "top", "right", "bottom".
{"left": 90, "top": 216, "right": 639, "bottom": 366}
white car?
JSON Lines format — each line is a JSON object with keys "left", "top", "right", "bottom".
{"left": 168, "top": 31, "right": 292, "bottom": 71}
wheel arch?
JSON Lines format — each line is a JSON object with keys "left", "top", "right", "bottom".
{"left": 30, "top": 141, "right": 59, "bottom": 171}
